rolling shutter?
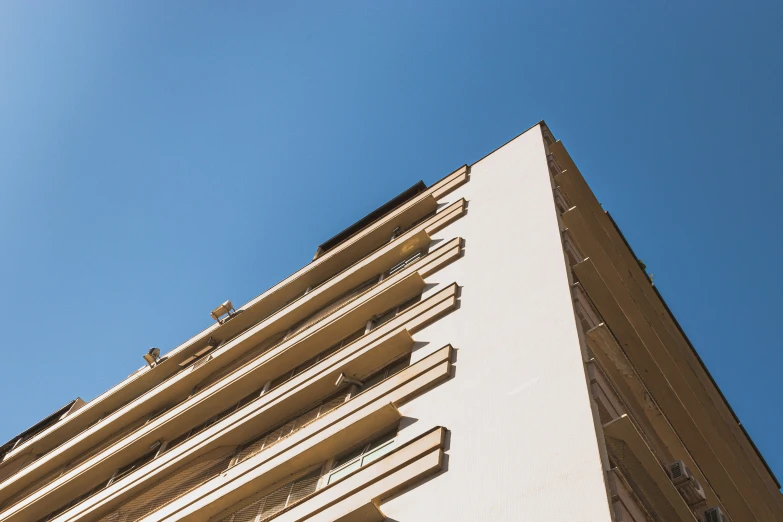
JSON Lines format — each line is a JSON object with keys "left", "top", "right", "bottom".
{"left": 233, "top": 392, "right": 348, "bottom": 466}
{"left": 214, "top": 468, "right": 320, "bottom": 522}
{"left": 97, "top": 446, "right": 235, "bottom": 522}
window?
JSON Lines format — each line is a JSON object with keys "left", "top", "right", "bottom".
{"left": 177, "top": 337, "right": 225, "bottom": 370}
{"left": 359, "top": 356, "right": 410, "bottom": 391}
{"left": 370, "top": 295, "right": 420, "bottom": 330}
{"left": 21, "top": 409, "right": 165, "bottom": 519}
{"left": 233, "top": 391, "right": 350, "bottom": 466}
{"left": 164, "top": 314, "right": 411, "bottom": 458}
{"left": 285, "top": 277, "right": 378, "bottom": 340}
{"left": 282, "top": 286, "right": 312, "bottom": 308}
{"left": 191, "top": 332, "right": 287, "bottom": 397}
{"left": 268, "top": 293, "right": 419, "bottom": 399}
{"left": 165, "top": 388, "right": 263, "bottom": 453}
{"left": 389, "top": 211, "right": 436, "bottom": 243}
{"left": 37, "top": 294, "right": 422, "bottom": 521}
{"left": 218, "top": 428, "right": 401, "bottom": 522}
{"left": 29, "top": 293, "right": 421, "bottom": 522}
{"left": 110, "top": 447, "right": 158, "bottom": 484}
{"left": 383, "top": 249, "right": 423, "bottom": 279}
{"left": 325, "top": 429, "right": 397, "bottom": 485}
{"left": 25, "top": 211, "right": 439, "bottom": 495}
{"left": 218, "top": 468, "right": 321, "bottom": 522}
{"left": 0, "top": 465, "right": 68, "bottom": 513}
{"left": 40, "top": 475, "right": 112, "bottom": 521}
{"left": 165, "top": 429, "right": 191, "bottom": 452}
{"left": 284, "top": 247, "right": 426, "bottom": 342}
{"left": 268, "top": 327, "right": 365, "bottom": 391}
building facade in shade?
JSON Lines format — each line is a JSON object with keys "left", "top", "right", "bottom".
{"left": 0, "top": 122, "right": 781, "bottom": 522}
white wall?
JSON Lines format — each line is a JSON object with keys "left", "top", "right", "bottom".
{"left": 382, "top": 125, "right": 613, "bottom": 521}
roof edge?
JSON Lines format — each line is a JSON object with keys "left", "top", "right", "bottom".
{"left": 313, "top": 181, "right": 427, "bottom": 258}
{"left": 0, "top": 398, "right": 82, "bottom": 457}
{"left": 604, "top": 210, "right": 781, "bottom": 489}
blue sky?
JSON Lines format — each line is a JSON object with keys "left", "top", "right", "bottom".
{"left": 1, "top": 1, "right": 781, "bottom": 480}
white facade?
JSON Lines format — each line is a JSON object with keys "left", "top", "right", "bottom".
{"left": 386, "top": 124, "right": 613, "bottom": 521}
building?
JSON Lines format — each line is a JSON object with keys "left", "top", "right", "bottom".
{"left": 0, "top": 122, "right": 780, "bottom": 522}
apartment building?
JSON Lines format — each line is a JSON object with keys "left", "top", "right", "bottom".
{"left": 0, "top": 122, "right": 780, "bottom": 522}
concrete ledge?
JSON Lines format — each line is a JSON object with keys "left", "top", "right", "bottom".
{"left": 553, "top": 140, "right": 783, "bottom": 509}
{"left": 0, "top": 238, "right": 462, "bottom": 517}
{"left": 575, "top": 258, "right": 756, "bottom": 521}
{"left": 151, "top": 366, "right": 452, "bottom": 522}
{"left": 48, "top": 344, "right": 453, "bottom": 522}
{"left": 586, "top": 322, "right": 727, "bottom": 514}
{"left": 603, "top": 415, "right": 695, "bottom": 521}
{"left": 430, "top": 164, "right": 469, "bottom": 200}
{"left": 215, "top": 427, "right": 447, "bottom": 522}
{"left": 565, "top": 205, "right": 779, "bottom": 517}
{"left": 0, "top": 165, "right": 468, "bottom": 478}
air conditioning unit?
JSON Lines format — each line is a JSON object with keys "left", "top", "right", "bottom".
{"left": 703, "top": 506, "right": 728, "bottom": 522}
{"left": 669, "top": 461, "right": 689, "bottom": 485}
{"left": 668, "top": 461, "right": 707, "bottom": 507}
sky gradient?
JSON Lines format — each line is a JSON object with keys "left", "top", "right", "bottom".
{"left": 1, "top": 2, "right": 782, "bottom": 481}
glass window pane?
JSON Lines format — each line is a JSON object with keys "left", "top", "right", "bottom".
{"left": 292, "top": 355, "right": 318, "bottom": 377}
{"left": 366, "top": 430, "right": 396, "bottom": 451}
{"left": 386, "top": 261, "right": 407, "bottom": 277}
{"left": 327, "top": 460, "right": 361, "bottom": 484}
{"left": 361, "top": 357, "right": 409, "bottom": 391}
{"left": 333, "top": 445, "right": 365, "bottom": 468}
{"left": 361, "top": 440, "right": 395, "bottom": 467}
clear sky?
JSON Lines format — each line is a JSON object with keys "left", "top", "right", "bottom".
{"left": 1, "top": 1, "right": 781, "bottom": 481}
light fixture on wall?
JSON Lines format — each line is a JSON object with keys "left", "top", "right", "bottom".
{"left": 143, "top": 348, "right": 162, "bottom": 368}
{"left": 210, "top": 300, "right": 237, "bottom": 324}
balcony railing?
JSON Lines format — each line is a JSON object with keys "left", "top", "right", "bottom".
{"left": 39, "top": 354, "right": 411, "bottom": 522}
{"left": 7, "top": 250, "right": 427, "bottom": 516}
{"left": 1, "top": 206, "right": 441, "bottom": 482}
{"left": 32, "top": 286, "right": 422, "bottom": 522}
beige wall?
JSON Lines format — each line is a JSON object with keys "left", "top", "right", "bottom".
{"left": 383, "top": 126, "right": 613, "bottom": 520}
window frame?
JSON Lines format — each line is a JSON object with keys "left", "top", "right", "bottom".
{"left": 322, "top": 428, "right": 398, "bottom": 486}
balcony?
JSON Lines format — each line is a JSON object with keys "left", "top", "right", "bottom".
{"left": 50, "top": 345, "right": 453, "bottom": 522}
{"left": 0, "top": 166, "right": 468, "bottom": 478}
{"left": 5, "top": 281, "right": 458, "bottom": 522}
{"left": 0, "top": 224, "right": 461, "bottom": 511}
{"left": 603, "top": 415, "right": 696, "bottom": 521}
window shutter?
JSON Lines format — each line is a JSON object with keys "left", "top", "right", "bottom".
{"left": 286, "top": 278, "right": 376, "bottom": 339}
{"left": 96, "top": 446, "right": 235, "bottom": 522}
{"left": 214, "top": 468, "right": 320, "bottom": 522}
{"left": 233, "top": 392, "right": 348, "bottom": 466}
